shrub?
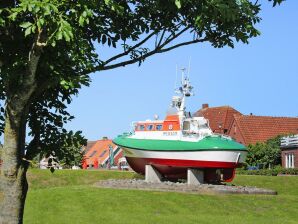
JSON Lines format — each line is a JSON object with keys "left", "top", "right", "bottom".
{"left": 236, "top": 167, "right": 298, "bottom": 176}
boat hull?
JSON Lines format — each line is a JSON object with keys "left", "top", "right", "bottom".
{"left": 121, "top": 146, "right": 247, "bottom": 182}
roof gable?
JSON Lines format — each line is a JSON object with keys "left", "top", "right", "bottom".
{"left": 84, "top": 139, "right": 116, "bottom": 164}
{"left": 194, "top": 106, "right": 242, "bottom": 133}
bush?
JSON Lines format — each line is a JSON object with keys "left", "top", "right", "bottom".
{"left": 245, "top": 136, "right": 283, "bottom": 169}
{"left": 236, "top": 167, "right": 298, "bottom": 176}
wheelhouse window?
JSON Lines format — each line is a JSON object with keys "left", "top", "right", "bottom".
{"left": 147, "top": 124, "right": 154, "bottom": 131}
{"left": 183, "top": 121, "right": 190, "bottom": 131}
{"left": 138, "top": 124, "right": 145, "bottom": 131}
{"left": 156, "top": 124, "right": 163, "bottom": 131}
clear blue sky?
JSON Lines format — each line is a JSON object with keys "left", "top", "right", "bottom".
{"left": 65, "top": 1, "right": 298, "bottom": 141}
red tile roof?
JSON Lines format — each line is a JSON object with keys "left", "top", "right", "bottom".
{"left": 83, "top": 141, "right": 97, "bottom": 154}
{"left": 83, "top": 139, "right": 118, "bottom": 166}
{"left": 194, "top": 106, "right": 242, "bottom": 134}
{"left": 231, "top": 115, "right": 298, "bottom": 145}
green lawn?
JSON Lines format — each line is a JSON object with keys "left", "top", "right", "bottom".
{"left": 24, "top": 170, "right": 298, "bottom": 224}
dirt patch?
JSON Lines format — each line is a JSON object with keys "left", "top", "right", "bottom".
{"left": 94, "top": 179, "right": 277, "bottom": 195}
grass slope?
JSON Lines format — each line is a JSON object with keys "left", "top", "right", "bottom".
{"left": 24, "top": 170, "right": 298, "bottom": 224}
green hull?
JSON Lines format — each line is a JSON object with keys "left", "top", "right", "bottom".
{"left": 113, "top": 135, "right": 246, "bottom": 152}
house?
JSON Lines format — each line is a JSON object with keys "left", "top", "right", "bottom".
{"left": 280, "top": 135, "right": 298, "bottom": 168}
{"left": 82, "top": 137, "right": 123, "bottom": 169}
{"left": 195, "top": 104, "right": 298, "bottom": 145}
{"left": 194, "top": 104, "right": 242, "bottom": 134}
{"left": 228, "top": 115, "right": 298, "bottom": 145}
{"left": 39, "top": 155, "right": 62, "bottom": 169}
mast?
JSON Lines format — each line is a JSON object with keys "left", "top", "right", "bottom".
{"left": 167, "top": 68, "right": 193, "bottom": 119}
{"left": 176, "top": 68, "right": 193, "bottom": 118}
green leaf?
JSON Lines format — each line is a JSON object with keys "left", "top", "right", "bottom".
{"left": 56, "top": 31, "right": 63, "bottom": 40}
{"left": 8, "top": 12, "right": 18, "bottom": 21}
{"left": 68, "top": 30, "right": 74, "bottom": 39}
{"left": 20, "top": 22, "right": 32, "bottom": 29}
{"left": 24, "top": 27, "right": 32, "bottom": 37}
{"left": 51, "top": 40, "right": 56, "bottom": 47}
{"left": 63, "top": 31, "right": 70, "bottom": 42}
{"left": 31, "top": 25, "right": 36, "bottom": 33}
{"left": 175, "top": 0, "right": 181, "bottom": 9}
{"left": 39, "top": 18, "right": 45, "bottom": 26}
{"left": 49, "top": 4, "right": 59, "bottom": 13}
{"left": 28, "top": 4, "right": 33, "bottom": 12}
{"left": 44, "top": 4, "right": 51, "bottom": 15}
{"left": 79, "top": 16, "right": 84, "bottom": 26}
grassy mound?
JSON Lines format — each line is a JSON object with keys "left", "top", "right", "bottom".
{"left": 24, "top": 169, "right": 298, "bottom": 224}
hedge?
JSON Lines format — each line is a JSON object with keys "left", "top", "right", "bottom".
{"left": 236, "top": 167, "right": 298, "bottom": 176}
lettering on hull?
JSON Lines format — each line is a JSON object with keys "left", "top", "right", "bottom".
{"left": 163, "top": 131, "right": 178, "bottom": 136}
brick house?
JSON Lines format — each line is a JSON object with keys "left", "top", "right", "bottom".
{"left": 280, "top": 135, "right": 298, "bottom": 168}
{"left": 228, "top": 115, "right": 298, "bottom": 145}
{"left": 195, "top": 104, "right": 298, "bottom": 145}
{"left": 193, "top": 104, "right": 242, "bottom": 134}
{"left": 82, "top": 137, "right": 123, "bottom": 169}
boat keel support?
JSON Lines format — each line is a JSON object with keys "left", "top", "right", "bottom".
{"left": 145, "top": 165, "right": 163, "bottom": 183}
{"left": 187, "top": 168, "right": 204, "bottom": 185}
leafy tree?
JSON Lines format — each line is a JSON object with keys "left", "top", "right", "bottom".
{"left": 0, "top": 0, "right": 283, "bottom": 223}
{"left": 53, "top": 131, "right": 86, "bottom": 169}
{"left": 246, "top": 136, "right": 283, "bottom": 169}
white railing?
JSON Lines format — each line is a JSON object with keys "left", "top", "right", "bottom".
{"left": 281, "top": 135, "right": 298, "bottom": 147}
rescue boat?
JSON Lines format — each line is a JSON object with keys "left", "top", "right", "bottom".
{"left": 113, "top": 70, "right": 247, "bottom": 182}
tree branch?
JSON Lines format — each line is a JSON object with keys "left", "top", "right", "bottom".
{"left": 156, "top": 29, "right": 166, "bottom": 48}
{"left": 83, "top": 26, "right": 205, "bottom": 74}
{"left": 100, "top": 37, "right": 208, "bottom": 71}
{"left": 157, "top": 38, "right": 208, "bottom": 54}
{"left": 104, "top": 31, "right": 157, "bottom": 65}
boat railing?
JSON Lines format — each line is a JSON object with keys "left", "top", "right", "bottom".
{"left": 182, "top": 131, "right": 211, "bottom": 139}
{"left": 213, "top": 133, "right": 232, "bottom": 140}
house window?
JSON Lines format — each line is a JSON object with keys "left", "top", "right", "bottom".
{"left": 156, "top": 124, "right": 163, "bottom": 131}
{"left": 99, "top": 150, "right": 107, "bottom": 157}
{"left": 168, "top": 124, "right": 173, "bottom": 130}
{"left": 285, "top": 153, "right": 295, "bottom": 168}
{"left": 89, "top": 150, "right": 97, "bottom": 157}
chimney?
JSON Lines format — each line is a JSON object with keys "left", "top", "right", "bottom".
{"left": 202, "top": 103, "right": 209, "bottom": 109}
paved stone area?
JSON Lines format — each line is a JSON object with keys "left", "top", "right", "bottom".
{"left": 94, "top": 179, "right": 277, "bottom": 195}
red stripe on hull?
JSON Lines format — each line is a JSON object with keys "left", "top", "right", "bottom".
{"left": 126, "top": 157, "right": 241, "bottom": 182}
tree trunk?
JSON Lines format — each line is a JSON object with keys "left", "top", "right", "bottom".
{"left": 0, "top": 103, "right": 29, "bottom": 224}
{"left": 0, "top": 32, "right": 42, "bottom": 223}
{"left": 0, "top": 167, "right": 28, "bottom": 224}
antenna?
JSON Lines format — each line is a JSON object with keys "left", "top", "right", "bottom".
{"left": 174, "top": 64, "right": 178, "bottom": 90}
{"left": 188, "top": 57, "right": 191, "bottom": 77}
